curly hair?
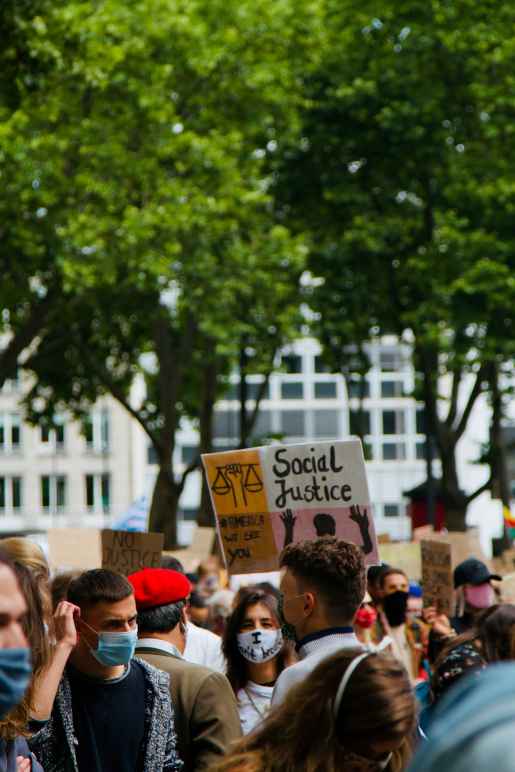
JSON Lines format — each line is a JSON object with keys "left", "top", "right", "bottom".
{"left": 212, "top": 649, "right": 416, "bottom": 772}
{"left": 280, "top": 538, "right": 365, "bottom": 624}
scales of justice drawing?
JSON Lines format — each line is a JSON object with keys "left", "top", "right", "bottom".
{"left": 211, "top": 463, "right": 264, "bottom": 508}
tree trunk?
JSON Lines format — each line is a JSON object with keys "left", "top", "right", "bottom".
{"left": 489, "top": 362, "right": 511, "bottom": 548}
{"left": 198, "top": 357, "right": 218, "bottom": 527}
{"left": 148, "top": 465, "right": 181, "bottom": 548}
{"left": 238, "top": 340, "right": 249, "bottom": 448}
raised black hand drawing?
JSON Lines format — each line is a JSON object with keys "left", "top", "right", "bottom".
{"left": 280, "top": 508, "right": 297, "bottom": 548}
{"left": 350, "top": 505, "right": 373, "bottom": 555}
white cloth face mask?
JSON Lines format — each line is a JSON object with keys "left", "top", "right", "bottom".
{"left": 237, "top": 629, "right": 283, "bottom": 663}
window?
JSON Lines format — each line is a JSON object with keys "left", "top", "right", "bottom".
{"left": 213, "top": 410, "right": 239, "bottom": 440}
{"left": 384, "top": 504, "right": 401, "bottom": 517}
{"left": 280, "top": 410, "right": 305, "bottom": 437}
{"left": 0, "top": 413, "right": 21, "bottom": 452}
{"left": 40, "top": 418, "right": 66, "bottom": 452}
{"left": 85, "top": 473, "right": 110, "bottom": 514}
{"left": 314, "top": 410, "right": 339, "bottom": 438}
{"left": 348, "top": 377, "right": 370, "bottom": 399}
{"left": 147, "top": 445, "right": 159, "bottom": 464}
{"left": 0, "top": 477, "right": 21, "bottom": 513}
{"left": 41, "top": 475, "right": 67, "bottom": 513}
{"left": 314, "top": 356, "right": 332, "bottom": 374}
{"left": 85, "top": 409, "right": 110, "bottom": 452}
{"left": 251, "top": 410, "right": 272, "bottom": 438}
{"left": 382, "top": 410, "right": 406, "bottom": 435}
{"left": 280, "top": 382, "right": 304, "bottom": 399}
{"left": 10, "top": 414, "right": 20, "bottom": 448}
{"left": 380, "top": 350, "right": 403, "bottom": 371}
{"left": 416, "top": 442, "right": 426, "bottom": 460}
{"left": 382, "top": 442, "right": 406, "bottom": 461}
{"left": 349, "top": 410, "right": 371, "bottom": 436}
{"left": 416, "top": 409, "right": 426, "bottom": 434}
{"left": 314, "top": 381, "right": 337, "bottom": 399}
{"left": 181, "top": 445, "right": 198, "bottom": 465}
{"left": 247, "top": 382, "right": 269, "bottom": 401}
{"left": 181, "top": 508, "right": 198, "bottom": 521}
{"left": 0, "top": 477, "right": 22, "bottom": 513}
{"left": 281, "top": 354, "right": 302, "bottom": 374}
{"left": 381, "top": 380, "right": 404, "bottom": 398}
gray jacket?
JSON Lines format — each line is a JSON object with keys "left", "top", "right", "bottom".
{"left": 29, "top": 657, "right": 183, "bottom": 772}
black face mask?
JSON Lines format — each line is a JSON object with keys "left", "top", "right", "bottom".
{"left": 383, "top": 591, "right": 408, "bottom": 627}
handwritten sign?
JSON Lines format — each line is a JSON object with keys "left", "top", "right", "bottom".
{"left": 202, "top": 439, "right": 377, "bottom": 575}
{"left": 421, "top": 540, "right": 453, "bottom": 615}
{"left": 48, "top": 528, "right": 163, "bottom": 576}
{"left": 101, "top": 530, "right": 163, "bottom": 576}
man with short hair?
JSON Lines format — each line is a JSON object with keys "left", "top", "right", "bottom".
{"left": 29, "top": 568, "right": 182, "bottom": 771}
{"left": 373, "top": 567, "right": 428, "bottom": 681}
{"left": 272, "top": 537, "right": 365, "bottom": 705}
{"left": 129, "top": 568, "right": 241, "bottom": 771}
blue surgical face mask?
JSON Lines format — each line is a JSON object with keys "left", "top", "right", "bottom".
{"left": 0, "top": 648, "right": 32, "bottom": 719}
{"left": 82, "top": 621, "right": 138, "bottom": 667}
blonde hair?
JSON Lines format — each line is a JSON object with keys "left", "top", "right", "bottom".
{"left": 0, "top": 538, "right": 49, "bottom": 579}
{"left": 0, "top": 537, "right": 51, "bottom": 622}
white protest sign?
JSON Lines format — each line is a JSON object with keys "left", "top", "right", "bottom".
{"left": 202, "top": 439, "right": 378, "bottom": 575}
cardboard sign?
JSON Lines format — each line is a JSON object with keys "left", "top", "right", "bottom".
{"left": 48, "top": 528, "right": 163, "bottom": 576}
{"left": 500, "top": 572, "right": 515, "bottom": 602}
{"left": 202, "top": 439, "right": 377, "bottom": 575}
{"left": 421, "top": 540, "right": 453, "bottom": 615}
{"left": 163, "top": 526, "right": 216, "bottom": 573}
{"left": 420, "top": 528, "right": 489, "bottom": 569}
{"left": 379, "top": 542, "right": 422, "bottom": 581}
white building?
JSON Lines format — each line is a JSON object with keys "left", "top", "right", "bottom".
{"left": 155, "top": 337, "right": 505, "bottom": 553}
{"left": 0, "top": 337, "right": 507, "bottom": 554}
{"left": 0, "top": 370, "right": 141, "bottom": 534}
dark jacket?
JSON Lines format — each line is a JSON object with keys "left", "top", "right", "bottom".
{"left": 28, "top": 657, "right": 183, "bottom": 772}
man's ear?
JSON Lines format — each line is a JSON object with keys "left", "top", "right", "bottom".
{"left": 303, "top": 591, "right": 316, "bottom": 617}
{"left": 180, "top": 605, "right": 189, "bottom": 627}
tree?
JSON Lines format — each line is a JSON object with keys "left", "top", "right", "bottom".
{"left": 12, "top": 0, "right": 313, "bottom": 546}
{"left": 273, "top": 0, "right": 515, "bottom": 530}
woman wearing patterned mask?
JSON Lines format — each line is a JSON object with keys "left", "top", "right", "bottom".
{"left": 212, "top": 649, "right": 416, "bottom": 772}
{"left": 223, "top": 589, "right": 293, "bottom": 734}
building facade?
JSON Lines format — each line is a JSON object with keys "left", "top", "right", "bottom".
{"left": 0, "top": 337, "right": 508, "bottom": 554}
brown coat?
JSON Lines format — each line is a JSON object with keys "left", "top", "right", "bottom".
{"left": 136, "top": 645, "right": 242, "bottom": 772}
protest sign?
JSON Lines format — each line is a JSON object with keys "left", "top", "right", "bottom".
{"left": 420, "top": 528, "right": 488, "bottom": 569}
{"left": 202, "top": 439, "right": 377, "bottom": 575}
{"left": 48, "top": 528, "right": 163, "bottom": 575}
{"left": 162, "top": 526, "right": 216, "bottom": 572}
{"left": 379, "top": 542, "right": 422, "bottom": 581}
{"left": 421, "top": 540, "right": 453, "bottom": 615}
{"left": 101, "top": 530, "right": 163, "bottom": 575}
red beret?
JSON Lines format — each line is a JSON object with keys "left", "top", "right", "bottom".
{"left": 128, "top": 568, "right": 191, "bottom": 610}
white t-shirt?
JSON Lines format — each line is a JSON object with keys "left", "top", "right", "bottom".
{"left": 237, "top": 681, "right": 274, "bottom": 735}
{"left": 183, "top": 622, "right": 226, "bottom": 673}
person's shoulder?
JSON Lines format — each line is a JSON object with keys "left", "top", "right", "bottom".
{"left": 187, "top": 622, "right": 222, "bottom": 648}
{"left": 134, "top": 656, "right": 171, "bottom": 689}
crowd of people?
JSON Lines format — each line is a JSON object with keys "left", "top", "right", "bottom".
{"left": 0, "top": 533, "right": 514, "bottom": 770}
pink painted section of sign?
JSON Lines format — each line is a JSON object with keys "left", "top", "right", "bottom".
{"left": 270, "top": 505, "right": 379, "bottom": 565}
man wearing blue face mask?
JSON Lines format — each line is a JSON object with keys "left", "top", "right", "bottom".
{"left": 0, "top": 549, "right": 42, "bottom": 772}
{"left": 29, "top": 568, "right": 183, "bottom": 771}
